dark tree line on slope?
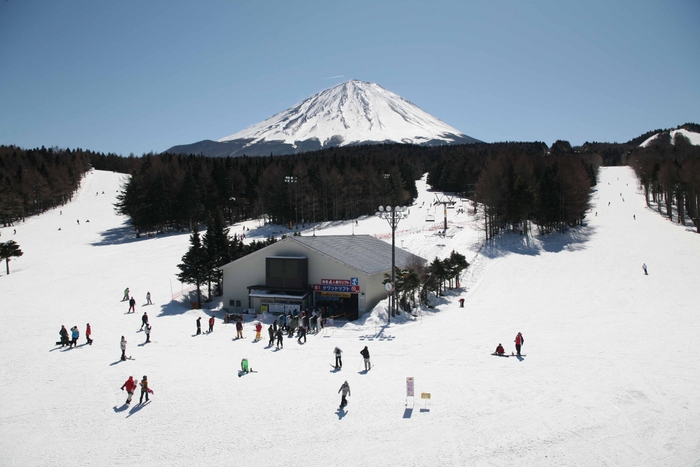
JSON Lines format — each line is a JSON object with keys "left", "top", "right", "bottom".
{"left": 109, "top": 148, "right": 422, "bottom": 236}
{"left": 0, "top": 146, "right": 92, "bottom": 226}
{"left": 427, "top": 142, "right": 602, "bottom": 238}
{"left": 630, "top": 130, "right": 700, "bottom": 232}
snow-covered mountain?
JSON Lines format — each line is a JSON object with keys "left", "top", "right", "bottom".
{"left": 167, "top": 80, "right": 480, "bottom": 157}
{"left": 639, "top": 128, "right": 700, "bottom": 147}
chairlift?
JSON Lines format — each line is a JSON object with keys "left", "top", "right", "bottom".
{"left": 425, "top": 214, "right": 435, "bottom": 222}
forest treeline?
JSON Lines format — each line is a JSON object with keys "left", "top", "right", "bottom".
{"left": 629, "top": 124, "right": 700, "bottom": 232}
{"left": 0, "top": 145, "right": 93, "bottom": 226}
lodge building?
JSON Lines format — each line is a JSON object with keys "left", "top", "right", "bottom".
{"left": 219, "top": 235, "right": 426, "bottom": 320}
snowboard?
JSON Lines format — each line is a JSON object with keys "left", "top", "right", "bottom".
{"left": 491, "top": 353, "right": 526, "bottom": 357}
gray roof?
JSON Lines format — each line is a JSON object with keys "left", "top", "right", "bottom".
{"left": 291, "top": 235, "right": 426, "bottom": 275}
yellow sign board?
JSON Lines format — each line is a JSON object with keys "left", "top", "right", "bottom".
{"left": 421, "top": 393, "right": 431, "bottom": 399}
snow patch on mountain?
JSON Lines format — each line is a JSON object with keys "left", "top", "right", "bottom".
{"left": 639, "top": 128, "right": 700, "bottom": 147}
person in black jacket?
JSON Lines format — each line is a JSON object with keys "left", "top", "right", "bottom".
{"left": 59, "top": 325, "right": 69, "bottom": 347}
{"left": 360, "top": 346, "right": 371, "bottom": 371}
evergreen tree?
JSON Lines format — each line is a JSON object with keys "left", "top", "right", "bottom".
{"left": 0, "top": 240, "right": 23, "bottom": 275}
{"left": 176, "top": 226, "right": 208, "bottom": 308}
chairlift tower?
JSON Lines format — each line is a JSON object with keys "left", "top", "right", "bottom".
{"left": 434, "top": 193, "right": 456, "bottom": 234}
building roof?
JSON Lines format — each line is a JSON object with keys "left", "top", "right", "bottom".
{"left": 290, "top": 235, "right": 425, "bottom": 275}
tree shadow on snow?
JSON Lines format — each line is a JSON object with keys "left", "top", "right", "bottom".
{"left": 479, "top": 225, "right": 595, "bottom": 259}
{"left": 91, "top": 223, "right": 189, "bottom": 247}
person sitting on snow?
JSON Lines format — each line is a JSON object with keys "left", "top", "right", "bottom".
{"left": 495, "top": 343, "right": 505, "bottom": 355}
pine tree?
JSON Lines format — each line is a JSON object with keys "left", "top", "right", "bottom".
{"left": 0, "top": 240, "right": 23, "bottom": 275}
{"left": 176, "top": 226, "right": 208, "bottom": 308}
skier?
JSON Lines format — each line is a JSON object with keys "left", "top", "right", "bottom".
{"left": 85, "top": 323, "right": 93, "bottom": 345}
{"left": 255, "top": 322, "right": 262, "bottom": 341}
{"left": 196, "top": 317, "right": 202, "bottom": 335}
{"left": 144, "top": 324, "right": 151, "bottom": 343}
{"left": 360, "top": 345, "right": 370, "bottom": 370}
{"left": 141, "top": 312, "right": 149, "bottom": 330}
{"left": 514, "top": 332, "right": 524, "bottom": 356}
{"left": 338, "top": 380, "right": 351, "bottom": 409}
{"left": 297, "top": 325, "right": 307, "bottom": 344}
{"left": 235, "top": 320, "right": 243, "bottom": 339}
{"left": 120, "top": 336, "right": 127, "bottom": 361}
{"left": 208, "top": 316, "right": 215, "bottom": 333}
{"left": 70, "top": 326, "right": 79, "bottom": 348}
{"left": 121, "top": 375, "right": 137, "bottom": 405}
{"left": 334, "top": 347, "right": 343, "bottom": 369}
{"left": 123, "top": 287, "right": 130, "bottom": 301}
{"left": 146, "top": 291, "right": 152, "bottom": 305}
{"left": 241, "top": 358, "right": 250, "bottom": 374}
{"left": 59, "top": 325, "right": 69, "bottom": 347}
{"left": 494, "top": 343, "right": 505, "bottom": 355}
{"left": 642, "top": 263, "right": 648, "bottom": 275}
{"left": 139, "top": 376, "right": 150, "bottom": 404}
{"left": 275, "top": 328, "right": 284, "bottom": 349}
{"left": 268, "top": 325, "right": 274, "bottom": 346}
{"left": 128, "top": 296, "right": 136, "bottom": 313}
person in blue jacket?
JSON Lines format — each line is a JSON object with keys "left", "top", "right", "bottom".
{"left": 70, "top": 326, "right": 79, "bottom": 348}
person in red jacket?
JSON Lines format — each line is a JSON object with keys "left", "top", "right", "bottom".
{"left": 255, "top": 322, "right": 262, "bottom": 341}
{"left": 121, "top": 376, "right": 137, "bottom": 405}
{"left": 208, "top": 316, "right": 215, "bottom": 333}
{"left": 85, "top": 323, "right": 92, "bottom": 345}
{"left": 495, "top": 343, "right": 505, "bottom": 355}
{"left": 514, "top": 332, "right": 524, "bottom": 356}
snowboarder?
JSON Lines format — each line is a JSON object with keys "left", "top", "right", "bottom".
{"left": 642, "top": 263, "right": 648, "bottom": 275}
{"left": 59, "top": 325, "right": 69, "bottom": 347}
{"left": 255, "top": 322, "right": 262, "bottom": 341}
{"left": 235, "top": 320, "right": 243, "bottom": 339}
{"left": 70, "top": 326, "right": 79, "bottom": 348}
{"left": 85, "top": 323, "right": 92, "bottom": 345}
{"left": 121, "top": 376, "right": 137, "bottom": 405}
{"left": 338, "top": 380, "right": 351, "bottom": 408}
{"left": 494, "top": 343, "right": 505, "bottom": 355}
{"left": 128, "top": 296, "right": 136, "bottom": 313}
{"left": 208, "top": 316, "right": 215, "bottom": 333}
{"left": 139, "top": 375, "right": 150, "bottom": 404}
{"left": 144, "top": 324, "right": 151, "bottom": 343}
{"left": 196, "top": 317, "right": 202, "bottom": 335}
{"left": 241, "top": 358, "right": 250, "bottom": 374}
{"left": 120, "top": 336, "right": 127, "bottom": 361}
{"left": 141, "top": 312, "right": 149, "bottom": 330}
{"left": 123, "top": 287, "right": 130, "bottom": 301}
{"left": 514, "top": 332, "right": 524, "bottom": 356}
{"left": 360, "top": 346, "right": 370, "bottom": 370}
{"left": 276, "top": 329, "right": 283, "bottom": 349}
{"left": 334, "top": 347, "right": 343, "bottom": 369}
{"left": 268, "top": 325, "right": 274, "bottom": 346}
{"left": 297, "top": 326, "right": 306, "bottom": 344}
{"left": 146, "top": 291, "right": 152, "bottom": 305}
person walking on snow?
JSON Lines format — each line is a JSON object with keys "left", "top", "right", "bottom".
{"left": 334, "top": 347, "right": 343, "bottom": 369}
{"left": 255, "top": 322, "right": 262, "bottom": 341}
{"left": 196, "top": 317, "right": 202, "bottom": 335}
{"left": 146, "top": 291, "right": 152, "bottom": 305}
{"left": 276, "top": 328, "right": 283, "bottom": 349}
{"left": 338, "top": 380, "right": 351, "bottom": 408}
{"left": 139, "top": 376, "right": 151, "bottom": 404}
{"left": 128, "top": 296, "right": 136, "bottom": 313}
{"left": 208, "top": 316, "right": 215, "bottom": 333}
{"left": 123, "top": 287, "right": 130, "bottom": 301}
{"left": 268, "top": 325, "right": 274, "bottom": 346}
{"left": 144, "top": 324, "right": 151, "bottom": 343}
{"left": 297, "top": 326, "right": 306, "bottom": 344}
{"left": 70, "top": 326, "right": 79, "bottom": 348}
{"left": 120, "top": 336, "right": 127, "bottom": 361}
{"left": 121, "top": 376, "right": 137, "bottom": 405}
{"left": 236, "top": 320, "right": 244, "bottom": 339}
{"left": 514, "top": 332, "right": 524, "bottom": 356}
{"left": 141, "top": 312, "right": 149, "bottom": 330}
{"left": 85, "top": 323, "right": 92, "bottom": 345}
{"left": 360, "top": 346, "right": 371, "bottom": 370}
{"left": 642, "top": 263, "right": 648, "bottom": 275}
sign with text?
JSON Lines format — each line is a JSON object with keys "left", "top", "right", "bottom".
{"left": 313, "top": 284, "right": 360, "bottom": 293}
{"left": 406, "top": 377, "right": 414, "bottom": 397}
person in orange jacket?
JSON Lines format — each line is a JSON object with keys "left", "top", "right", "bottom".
{"left": 121, "top": 376, "right": 137, "bottom": 405}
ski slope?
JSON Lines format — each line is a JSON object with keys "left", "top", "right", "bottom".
{"left": 1, "top": 166, "right": 699, "bottom": 467}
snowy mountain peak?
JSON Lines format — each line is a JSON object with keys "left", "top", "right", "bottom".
{"left": 166, "top": 80, "right": 480, "bottom": 157}
{"left": 218, "top": 79, "right": 477, "bottom": 148}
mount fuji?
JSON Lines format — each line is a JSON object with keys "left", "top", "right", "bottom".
{"left": 167, "top": 80, "right": 480, "bottom": 157}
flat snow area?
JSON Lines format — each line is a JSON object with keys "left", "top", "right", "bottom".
{"left": 1, "top": 166, "right": 699, "bottom": 467}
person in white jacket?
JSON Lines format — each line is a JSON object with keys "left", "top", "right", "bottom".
{"left": 338, "top": 381, "right": 351, "bottom": 408}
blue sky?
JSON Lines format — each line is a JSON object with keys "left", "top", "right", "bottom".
{"left": 1, "top": 0, "right": 698, "bottom": 156}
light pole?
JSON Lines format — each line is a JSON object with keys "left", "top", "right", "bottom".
{"left": 285, "top": 176, "right": 298, "bottom": 227}
{"left": 376, "top": 205, "right": 409, "bottom": 323}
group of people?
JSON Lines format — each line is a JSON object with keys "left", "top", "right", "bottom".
{"left": 494, "top": 332, "right": 525, "bottom": 356}
{"left": 58, "top": 323, "right": 92, "bottom": 348}
{"left": 120, "top": 375, "right": 152, "bottom": 406}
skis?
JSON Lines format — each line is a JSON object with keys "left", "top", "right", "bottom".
{"left": 330, "top": 364, "right": 341, "bottom": 370}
